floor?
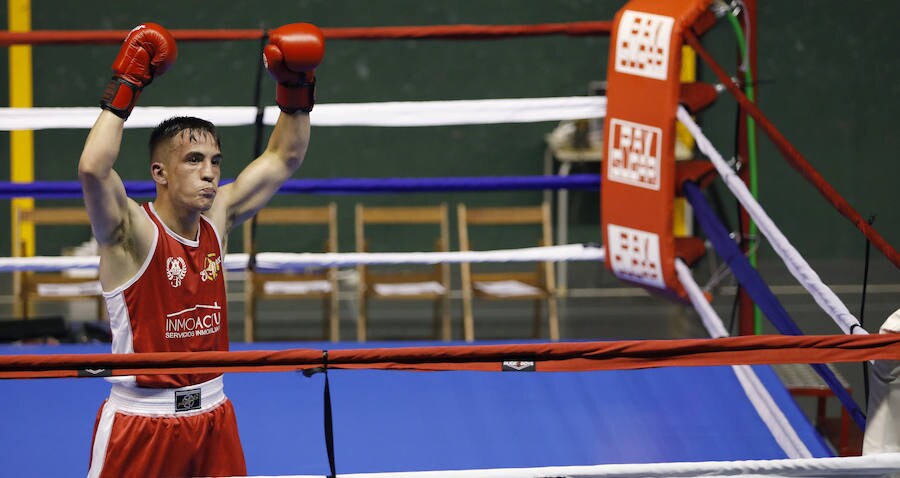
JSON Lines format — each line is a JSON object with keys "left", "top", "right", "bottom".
{"left": 1, "top": 255, "right": 897, "bottom": 457}
{"left": 0, "top": 344, "right": 832, "bottom": 476}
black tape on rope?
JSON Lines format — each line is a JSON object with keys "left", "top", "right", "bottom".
{"left": 302, "top": 350, "right": 337, "bottom": 478}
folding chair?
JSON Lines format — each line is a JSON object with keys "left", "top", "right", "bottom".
{"left": 14, "top": 206, "right": 103, "bottom": 320}
{"left": 355, "top": 203, "right": 451, "bottom": 342}
{"left": 243, "top": 203, "right": 339, "bottom": 342}
{"left": 457, "top": 202, "right": 559, "bottom": 342}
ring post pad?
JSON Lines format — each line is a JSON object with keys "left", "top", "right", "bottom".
{"left": 601, "top": 0, "right": 711, "bottom": 301}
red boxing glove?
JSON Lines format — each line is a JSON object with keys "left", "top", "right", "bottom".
{"left": 263, "top": 23, "right": 325, "bottom": 113}
{"left": 100, "top": 23, "right": 177, "bottom": 120}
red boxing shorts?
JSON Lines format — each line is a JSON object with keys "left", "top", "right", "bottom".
{"left": 88, "top": 376, "right": 246, "bottom": 477}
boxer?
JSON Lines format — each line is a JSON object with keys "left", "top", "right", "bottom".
{"left": 81, "top": 22, "right": 324, "bottom": 477}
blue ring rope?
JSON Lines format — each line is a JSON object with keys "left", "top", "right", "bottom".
{"left": 0, "top": 174, "right": 599, "bottom": 199}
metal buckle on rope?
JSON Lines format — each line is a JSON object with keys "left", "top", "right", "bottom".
{"left": 302, "top": 349, "right": 328, "bottom": 377}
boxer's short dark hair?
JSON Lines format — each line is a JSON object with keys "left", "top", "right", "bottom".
{"left": 149, "top": 116, "right": 221, "bottom": 160}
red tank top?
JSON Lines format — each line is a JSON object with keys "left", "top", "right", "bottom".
{"left": 104, "top": 203, "right": 228, "bottom": 388}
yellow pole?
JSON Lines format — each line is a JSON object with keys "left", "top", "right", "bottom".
{"left": 9, "top": 0, "right": 34, "bottom": 254}
{"left": 9, "top": 0, "right": 35, "bottom": 317}
{"left": 673, "top": 45, "right": 697, "bottom": 237}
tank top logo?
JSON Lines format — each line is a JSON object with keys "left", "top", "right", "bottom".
{"left": 200, "top": 253, "right": 221, "bottom": 282}
{"left": 165, "top": 302, "right": 223, "bottom": 339}
{"left": 166, "top": 256, "right": 188, "bottom": 288}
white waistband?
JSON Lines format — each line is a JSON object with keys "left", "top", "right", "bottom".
{"left": 109, "top": 376, "right": 226, "bottom": 416}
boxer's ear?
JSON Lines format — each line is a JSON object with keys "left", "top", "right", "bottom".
{"left": 151, "top": 161, "right": 167, "bottom": 185}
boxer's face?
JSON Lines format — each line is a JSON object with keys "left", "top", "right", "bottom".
{"left": 153, "top": 129, "right": 222, "bottom": 212}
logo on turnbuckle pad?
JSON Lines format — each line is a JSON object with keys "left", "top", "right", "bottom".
{"left": 614, "top": 10, "right": 674, "bottom": 81}
{"left": 175, "top": 389, "right": 201, "bottom": 412}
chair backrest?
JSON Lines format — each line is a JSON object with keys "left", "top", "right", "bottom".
{"left": 355, "top": 203, "right": 450, "bottom": 282}
{"left": 457, "top": 202, "right": 553, "bottom": 252}
{"left": 457, "top": 201, "right": 555, "bottom": 288}
{"left": 355, "top": 204, "right": 450, "bottom": 253}
{"left": 13, "top": 206, "right": 98, "bottom": 319}
{"left": 15, "top": 206, "right": 92, "bottom": 257}
{"left": 243, "top": 203, "right": 338, "bottom": 255}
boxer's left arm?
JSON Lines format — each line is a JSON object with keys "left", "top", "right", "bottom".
{"left": 213, "top": 23, "right": 324, "bottom": 232}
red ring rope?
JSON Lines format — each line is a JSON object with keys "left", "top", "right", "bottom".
{"left": 0, "top": 22, "right": 612, "bottom": 46}
{"left": 684, "top": 30, "right": 899, "bottom": 269}
{"left": 1, "top": 334, "right": 898, "bottom": 379}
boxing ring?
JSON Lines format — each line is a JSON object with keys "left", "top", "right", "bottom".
{"left": 3, "top": 337, "right": 900, "bottom": 476}
{"left": 3, "top": 1, "right": 900, "bottom": 477}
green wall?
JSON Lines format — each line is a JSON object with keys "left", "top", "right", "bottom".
{"left": 698, "top": 2, "right": 900, "bottom": 268}
{"left": 1, "top": 1, "right": 897, "bottom": 265}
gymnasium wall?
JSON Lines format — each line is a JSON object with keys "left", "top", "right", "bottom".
{"left": 1, "top": 0, "right": 897, "bottom": 267}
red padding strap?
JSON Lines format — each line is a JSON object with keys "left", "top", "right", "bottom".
{"left": 683, "top": 30, "right": 899, "bottom": 269}
{"left": 320, "top": 22, "right": 612, "bottom": 40}
{"left": 0, "top": 22, "right": 613, "bottom": 46}
{"left": 1, "top": 334, "right": 899, "bottom": 378}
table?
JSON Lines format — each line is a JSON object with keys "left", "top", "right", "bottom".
{"left": 543, "top": 120, "right": 603, "bottom": 295}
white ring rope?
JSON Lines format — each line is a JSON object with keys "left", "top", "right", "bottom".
{"left": 677, "top": 106, "right": 865, "bottom": 336}
{"left": 676, "top": 257, "right": 729, "bottom": 338}
{"left": 730, "top": 363, "right": 814, "bottom": 460}
{"left": 0, "top": 244, "right": 605, "bottom": 272}
{"left": 252, "top": 453, "right": 900, "bottom": 478}
{"left": 1, "top": 96, "right": 861, "bottom": 339}
{"left": 675, "top": 259, "right": 813, "bottom": 459}
{"left": 0, "top": 96, "right": 606, "bottom": 130}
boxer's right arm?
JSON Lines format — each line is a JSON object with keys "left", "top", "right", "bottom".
{"left": 78, "top": 23, "right": 177, "bottom": 268}
{"left": 80, "top": 23, "right": 177, "bottom": 247}
{"left": 79, "top": 111, "right": 134, "bottom": 247}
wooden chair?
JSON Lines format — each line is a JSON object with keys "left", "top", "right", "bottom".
{"left": 457, "top": 202, "right": 559, "bottom": 342}
{"left": 243, "top": 203, "right": 339, "bottom": 342}
{"left": 13, "top": 206, "right": 104, "bottom": 320}
{"left": 355, "top": 204, "right": 451, "bottom": 342}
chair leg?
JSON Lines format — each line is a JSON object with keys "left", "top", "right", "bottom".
{"left": 431, "top": 299, "right": 441, "bottom": 339}
{"left": 21, "top": 291, "right": 32, "bottom": 320}
{"left": 462, "top": 289, "right": 474, "bottom": 342}
{"left": 431, "top": 296, "right": 451, "bottom": 341}
{"left": 548, "top": 295, "right": 560, "bottom": 341}
{"left": 357, "top": 293, "right": 368, "bottom": 342}
{"left": 532, "top": 299, "right": 544, "bottom": 338}
{"left": 14, "top": 273, "right": 27, "bottom": 319}
{"left": 441, "top": 295, "right": 451, "bottom": 341}
{"left": 321, "top": 297, "right": 331, "bottom": 342}
{"left": 328, "top": 292, "right": 340, "bottom": 342}
{"left": 244, "top": 291, "right": 256, "bottom": 343}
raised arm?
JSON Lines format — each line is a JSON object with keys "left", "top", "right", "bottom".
{"left": 79, "top": 111, "right": 132, "bottom": 245}
{"left": 78, "top": 23, "right": 177, "bottom": 278}
{"left": 214, "top": 23, "right": 325, "bottom": 231}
